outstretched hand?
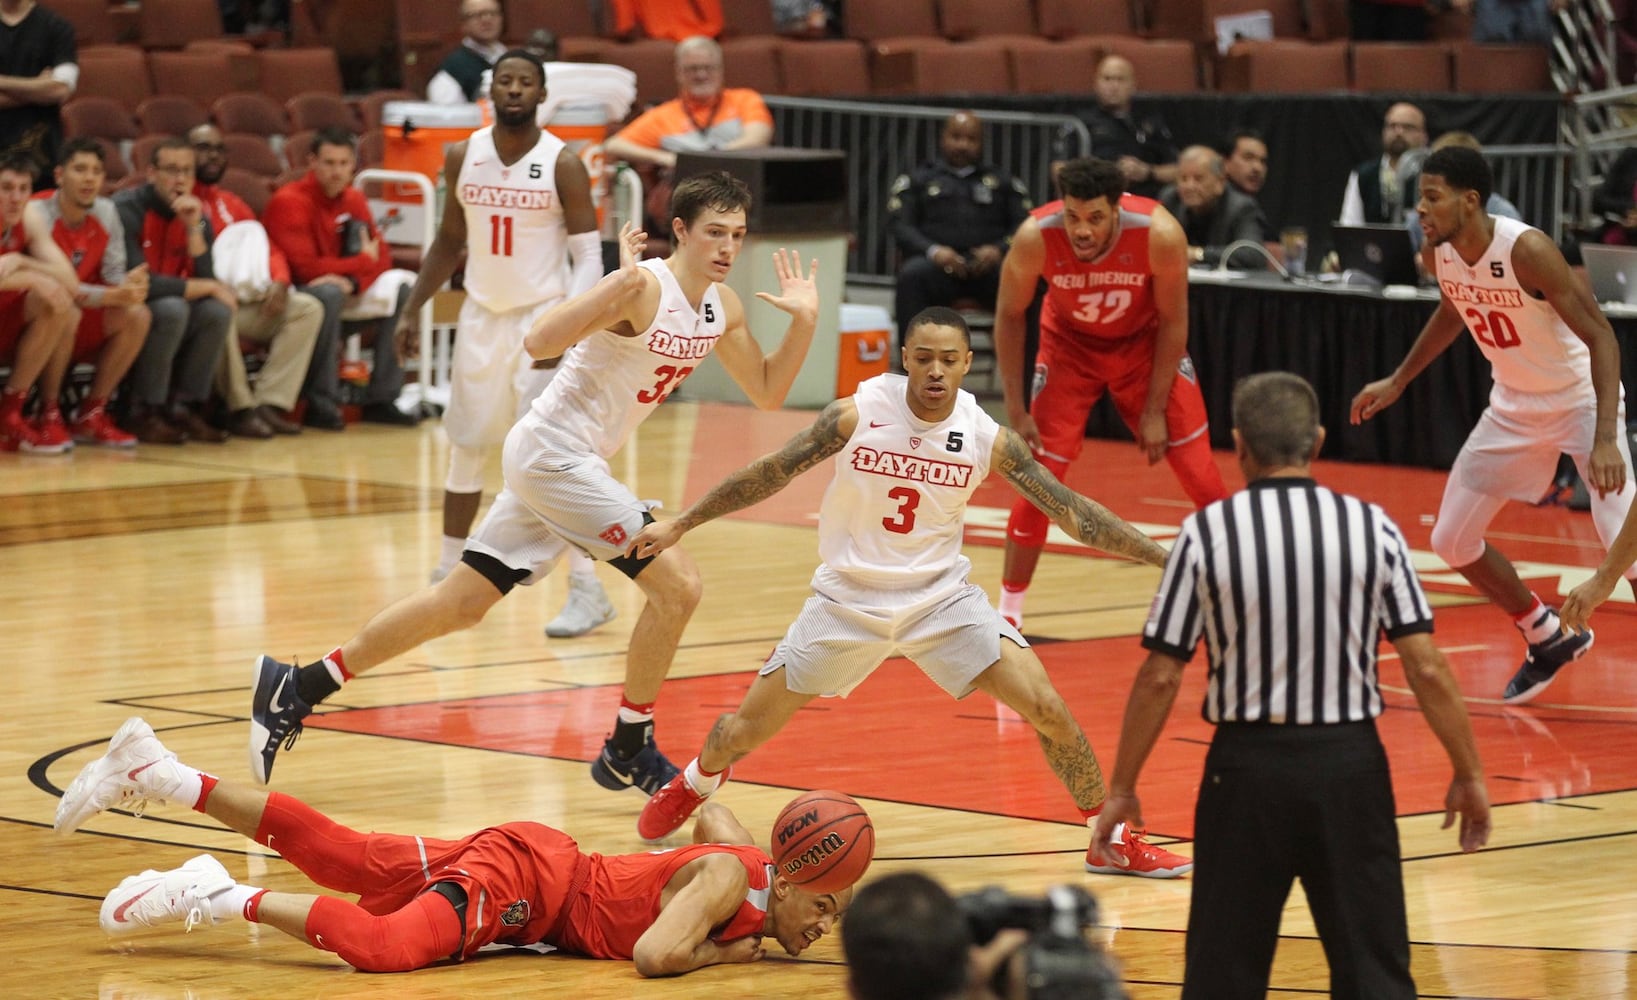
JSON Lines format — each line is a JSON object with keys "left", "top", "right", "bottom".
{"left": 754, "top": 248, "right": 818, "bottom": 321}
{"left": 1350, "top": 377, "right": 1402, "bottom": 424}
{"left": 617, "top": 220, "right": 648, "bottom": 274}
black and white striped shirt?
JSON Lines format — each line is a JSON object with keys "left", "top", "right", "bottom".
{"left": 1142, "top": 478, "right": 1434, "bottom": 724}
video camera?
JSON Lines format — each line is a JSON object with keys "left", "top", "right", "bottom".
{"left": 957, "top": 886, "right": 1126, "bottom": 1000}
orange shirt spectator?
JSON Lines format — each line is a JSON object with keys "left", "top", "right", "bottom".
{"left": 604, "top": 37, "right": 771, "bottom": 172}
{"left": 609, "top": 0, "right": 723, "bottom": 41}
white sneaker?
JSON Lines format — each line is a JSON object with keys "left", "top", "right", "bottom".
{"left": 100, "top": 854, "right": 235, "bottom": 935}
{"left": 544, "top": 574, "right": 616, "bottom": 638}
{"left": 55, "top": 718, "right": 188, "bottom": 835}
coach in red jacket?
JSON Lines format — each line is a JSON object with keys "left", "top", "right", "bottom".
{"left": 263, "top": 127, "right": 418, "bottom": 427}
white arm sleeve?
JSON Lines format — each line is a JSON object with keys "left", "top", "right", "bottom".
{"left": 566, "top": 229, "right": 604, "bottom": 297}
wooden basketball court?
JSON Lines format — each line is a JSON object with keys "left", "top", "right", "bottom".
{"left": 4, "top": 399, "right": 1634, "bottom": 999}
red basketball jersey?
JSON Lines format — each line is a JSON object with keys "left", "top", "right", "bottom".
{"left": 49, "top": 210, "right": 112, "bottom": 284}
{"left": 558, "top": 842, "right": 774, "bottom": 960}
{"left": 0, "top": 219, "right": 24, "bottom": 254}
{"left": 1034, "top": 194, "right": 1161, "bottom": 342}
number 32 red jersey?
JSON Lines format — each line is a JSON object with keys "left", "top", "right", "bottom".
{"left": 1034, "top": 195, "right": 1161, "bottom": 343}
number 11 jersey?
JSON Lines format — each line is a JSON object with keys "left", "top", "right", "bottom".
{"left": 458, "top": 126, "right": 569, "bottom": 314}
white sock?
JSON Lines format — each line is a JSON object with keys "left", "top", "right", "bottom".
{"left": 320, "top": 652, "right": 346, "bottom": 687}
{"left": 437, "top": 535, "right": 465, "bottom": 574}
{"left": 209, "top": 883, "right": 261, "bottom": 923}
{"left": 684, "top": 758, "right": 725, "bottom": 796}
{"left": 1513, "top": 596, "right": 1561, "bottom": 645}
{"left": 618, "top": 704, "right": 655, "bottom": 725}
{"left": 567, "top": 550, "right": 597, "bottom": 582}
{"left": 998, "top": 585, "right": 1027, "bottom": 626}
{"left": 147, "top": 758, "right": 205, "bottom": 810}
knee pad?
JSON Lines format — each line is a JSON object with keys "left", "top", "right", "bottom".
{"left": 445, "top": 443, "right": 489, "bottom": 494}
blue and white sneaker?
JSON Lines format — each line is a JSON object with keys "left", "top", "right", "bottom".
{"left": 249, "top": 655, "right": 311, "bottom": 784}
{"left": 590, "top": 738, "right": 680, "bottom": 795}
{"left": 1503, "top": 628, "right": 1593, "bottom": 705}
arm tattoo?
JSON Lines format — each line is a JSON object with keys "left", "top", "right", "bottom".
{"left": 996, "top": 430, "right": 1168, "bottom": 567}
{"left": 1038, "top": 728, "right": 1108, "bottom": 812}
{"left": 679, "top": 401, "right": 851, "bottom": 530}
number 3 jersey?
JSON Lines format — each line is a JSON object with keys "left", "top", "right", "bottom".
{"left": 1431, "top": 215, "right": 1590, "bottom": 399}
{"left": 458, "top": 125, "right": 569, "bottom": 314}
{"left": 1035, "top": 194, "right": 1161, "bottom": 343}
{"left": 528, "top": 257, "right": 725, "bottom": 458}
{"left": 816, "top": 373, "right": 999, "bottom": 596}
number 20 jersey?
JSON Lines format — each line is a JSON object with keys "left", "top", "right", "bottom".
{"left": 1431, "top": 215, "right": 1589, "bottom": 398}
{"left": 528, "top": 258, "right": 725, "bottom": 458}
{"left": 817, "top": 373, "right": 998, "bottom": 594}
{"left": 1035, "top": 195, "right": 1161, "bottom": 343}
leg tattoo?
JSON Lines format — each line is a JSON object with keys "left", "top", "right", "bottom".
{"left": 1038, "top": 728, "right": 1107, "bottom": 812}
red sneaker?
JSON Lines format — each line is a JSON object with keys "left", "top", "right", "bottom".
{"left": 31, "top": 408, "right": 74, "bottom": 453}
{"left": 0, "top": 406, "right": 48, "bottom": 453}
{"left": 1085, "top": 826, "right": 1193, "bottom": 879}
{"left": 71, "top": 405, "right": 137, "bottom": 448}
{"left": 637, "top": 771, "right": 718, "bottom": 842}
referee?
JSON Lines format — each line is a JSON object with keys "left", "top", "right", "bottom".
{"left": 1091, "top": 372, "right": 1491, "bottom": 1000}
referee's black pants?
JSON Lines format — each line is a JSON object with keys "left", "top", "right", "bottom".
{"left": 1181, "top": 720, "right": 1416, "bottom": 1000}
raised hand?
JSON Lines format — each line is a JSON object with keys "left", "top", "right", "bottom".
{"left": 754, "top": 248, "right": 818, "bottom": 322}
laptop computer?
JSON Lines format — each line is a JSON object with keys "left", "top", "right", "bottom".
{"left": 1581, "top": 244, "right": 1637, "bottom": 305}
{"left": 1331, "top": 224, "right": 1420, "bottom": 286}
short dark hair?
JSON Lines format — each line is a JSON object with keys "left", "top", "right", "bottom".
{"left": 311, "top": 126, "right": 357, "bottom": 155}
{"left": 1221, "top": 126, "right": 1265, "bottom": 158}
{"left": 0, "top": 151, "right": 36, "bottom": 178}
{"left": 149, "top": 136, "right": 193, "bottom": 166}
{"left": 58, "top": 137, "right": 107, "bottom": 167}
{"left": 1421, "top": 145, "right": 1492, "bottom": 205}
{"left": 842, "top": 873, "right": 971, "bottom": 1000}
{"left": 1232, "top": 371, "right": 1321, "bottom": 468}
{"left": 493, "top": 47, "right": 545, "bottom": 85}
{"left": 670, "top": 170, "right": 753, "bottom": 229}
{"left": 1056, "top": 157, "right": 1125, "bottom": 203}
{"left": 905, "top": 306, "right": 971, "bottom": 348}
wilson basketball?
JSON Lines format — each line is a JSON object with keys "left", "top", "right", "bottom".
{"left": 770, "top": 789, "right": 874, "bottom": 894}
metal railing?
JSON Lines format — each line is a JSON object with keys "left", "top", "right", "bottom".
{"left": 1486, "top": 142, "right": 1569, "bottom": 241}
{"left": 766, "top": 96, "right": 1090, "bottom": 284}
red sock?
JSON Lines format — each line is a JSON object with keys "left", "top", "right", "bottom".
{"left": 325, "top": 648, "right": 353, "bottom": 681}
{"left": 194, "top": 774, "right": 219, "bottom": 812}
{"left": 1510, "top": 594, "right": 1545, "bottom": 626}
{"left": 243, "top": 888, "right": 269, "bottom": 922}
{"left": 0, "top": 387, "right": 22, "bottom": 417}
{"left": 1079, "top": 805, "right": 1101, "bottom": 822}
{"left": 618, "top": 696, "right": 655, "bottom": 723}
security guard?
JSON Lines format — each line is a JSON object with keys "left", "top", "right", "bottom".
{"left": 888, "top": 110, "right": 1032, "bottom": 344}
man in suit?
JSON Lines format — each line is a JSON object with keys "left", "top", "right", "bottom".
{"left": 1159, "top": 146, "right": 1269, "bottom": 270}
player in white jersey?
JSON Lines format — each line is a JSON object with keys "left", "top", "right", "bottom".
{"left": 631, "top": 308, "right": 1194, "bottom": 879}
{"left": 1352, "top": 146, "right": 1635, "bottom": 704}
{"left": 394, "top": 49, "right": 616, "bottom": 639}
{"left": 250, "top": 171, "right": 822, "bottom": 792}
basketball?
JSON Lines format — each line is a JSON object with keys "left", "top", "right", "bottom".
{"left": 770, "top": 789, "right": 874, "bottom": 894}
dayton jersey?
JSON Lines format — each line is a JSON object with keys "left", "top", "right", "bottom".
{"left": 558, "top": 843, "right": 773, "bottom": 960}
{"left": 458, "top": 126, "right": 569, "bottom": 313}
{"left": 529, "top": 257, "right": 725, "bottom": 458}
{"left": 1035, "top": 195, "right": 1161, "bottom": 343}
{"left": 1432, "top": 216, "right": 1590, "bottom": 398}
{"left": 35, "top": 194, "right": 125, "bottom": 288}
{"left": 817, "top": 373, "right": 998, "bottom": 592}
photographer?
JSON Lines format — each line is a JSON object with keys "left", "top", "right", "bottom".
{"left": 842, "top": 872, "right": 1126, "bottom": 1000}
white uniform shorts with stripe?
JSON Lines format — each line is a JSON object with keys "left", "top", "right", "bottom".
{"left": 464, "top": 423, "right": 653, "bottom": 583}
{"left": 761, "top": 580, "right": 1028, "bottom": 698}
{"left": 444, "top": 297, "right": 561, "bottom": 449}
{"left": 1453, "top": 384, "right": 1629, "bottom": 502}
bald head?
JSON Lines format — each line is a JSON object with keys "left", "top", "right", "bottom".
{"left": 1095, "top": 55, "right": 1135, "bottom": 112}
{"left": 940, "top": 110, "right": 982, "bottom": 170}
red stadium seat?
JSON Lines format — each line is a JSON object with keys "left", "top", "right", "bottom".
{"left": 217, "top": 166, "right": 275, "bottom": 216}
{"left": 602, "top": 39, "right": 677, "bottom": 106}
{"left": 221, "top": 133, "right": 285, "bottom": 178}
{"left": 1216, "top": 40, "right": 1349, "bottom": 93}
{"left": 1204, "top": 0, "right": 1310, "bottom": 39}
{"left": 507, "top": 0, "right": 605, "bottom": 39}
{"left": 872, "top": 40, "right": 1011, "bottom": 96}
{"left": 1036, "top": 0, "right": 1136, "bottom": 39}
{"left": 357, "top": 90, "right": 417, "bottom": 131}
{"left": 1085, "top": 36, "right": 1201, "bottom": 93}
{"left": 77, "top": 46, "right": 153, "bottom": 112}
{"left": 1450, "top": 42, "right": 1554, "bottom": 93}
{"left": 718, "top": 0, "right": 778, "bottom": 37}
{"left": 257, "top": 48, "right": 346, "bottom": 102}
{"left": 283, "top": 129, "right": 318, "bottom": 175}
{"left": 63, "top": 98, "right": 141, "bottom": 143}
{"left": 139, "top": 0, "right": 226, "bottom": 49}
{"left": 211, "top": 93, "right": 292, "bottom": 138}
{"left": 287, "top": 93, "right": 360, "bottom": 133}
{"left": 1351, "top": 43, "right": 1450, "bottom": 93}
{"left": 720, "top": 36, "right": 782, "bottom": 93}
{"left": 135, "top": 96, "right": 211, "bottom": 138}
{"left": 149, "top": 52, "right": 240, "bottom": 108}
{"left": 1011, "top": 38, "right": 1100, "bottom": 95}
{"left": 52, "top": 0, "right": 119, "bottom": 47}
{"left": 937, "top": 0, "right": 1035, "bottom": 41}
{"left": 774, "top": 40, "right": 871, "bottom": 97}
{"left": 847, "top": 0, "right": 940, "bottom": 43}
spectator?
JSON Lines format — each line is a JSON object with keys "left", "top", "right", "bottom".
{"left": 0, "top": 0, "right": 77, "bottom": 188}
{"left": 1589, "top": 146, "right": 1637, "bottom": 247}
{"left": 1221, "top": 126, "right": 1277, "bottom": 242}
{"left": 1066, "top": 55, "right": 1177, "bottom": 200}
{"left": 0, "top": 148, "right": 77, "bottom": 452}
{"left": 264, "top": 127, "right": 421, "bottom": 428}
{"left": 887, "top": 111, "right": 1032, "bottom": 345}
{"left": 426, "top": 0, "right": 507, "bottom": 105}
{"left": 609, "top": 0, "right": 723, "bottom": 41}
{"left": 1405, "top": 131, "right": 1522, "bottom": 254}
{"left": 604, "top": 36, "right": 772, "bottom": 172}
{"left": 112, "top": 138, "right": 235, "bottom": 445}
{"left": 1449, "top": 0, "right": 1565, "bottom": 44}
{"left": 189, "top": 124, "right": 323, "bottom": 439}
{"left": 522, "top": 27, "right": 559, "bottom": 62}
{"left": 35, "top": 137, "right": 148, "bottom": 448}
{"left": 1339, "top": 102, "right": 1427, "bottom": 226}
{"left": 1159, "top": 145, "right": 1269, "bottom": 270}
{"left": 1350, "top": 0, "right": 1428, "bottom": 41}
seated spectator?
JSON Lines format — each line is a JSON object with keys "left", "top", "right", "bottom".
{"left": 0, "top": 149, "right": 77, "bottom": 452}
{"left": 0, "top": 0, "right": 76, "bottom": 188}
{"left": 522, "top": 28, "right": 558, "bottom": 63}
{"left": 1221, "top": 126, "right": 1276, "bottom": 239}
{"left": 264, "top": 128, "right": 420, "bottom": 427}
{"left": 1405, "top": 132, "right": 1522, "bottom": 259}
{"left": 113, "top": 138, "right": 236, "bottom": 445}
{"left": 1590, "top": 146, "right": 1637, "bottom": 247}
{"left": 604, "top": 37, "right": 772, "bottom": 172}
{"left": 1449, "top": 0, "right": 1563, "bottom": 44}
{"left": 1067, "top": 55, "right": 1177, "bottom": 200}
{"left": 1159, "top": 145, "right": 1269, "bottom": 270}
{"left": 34, "top": 138, "right": 149, "bottom": 449}
{"left": 888, "top": 111, "right": 1031, "bottom": 343}
{"left": 189, "top": 124, "right": 322, "bottom": 439}
{"left": 1339, "top": 102, "right": 1427, "bottom": 226}
{"left": 609, "top": 0, "right": 723, "bottom": 41}
{"left": 427, "top": 0, "right": 508, "bottom": 105}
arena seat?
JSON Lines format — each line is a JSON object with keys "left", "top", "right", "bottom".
{"left": 1451, "top": 42, "right": 1554, "bottom": 93}
{"left": 218, "top": 166, "right": 275, "bottom": 216}
{"left": 287, "top": 93, "right": 360, "bottom": 133}
{"left": 1084, "top": 36, "right": 1201, "bottom": 92}
{"left": 148, "top": 51, "right": 240, "bottom": 108}
{"left": 1351, "top": 42, "right": 1450, "bottom": 93}
{"left": 868, "top": 38, "right": 956, "bottom": 95}
{"left": 718, "top": 0, "right": 779, "bottom": 36}
{"left": 135, "top": 95, "right": 210, "bottom": 138}
{"left": 129, "top": 135, "right": 169, "bottom": 173}
{"left": 222, "top": 133, "right": 286, "bottom": 178}
{"left": 872, "top": 40, "right": 1012, "bottom": 97}
{"left": 1204, "top": 0, "right": 1310, "bottom": 39}
{"left": 77, "top": 46, "right": 153, "bottom": 111}
{"left": 211, "top": 93, "right": 292, "bottom": 138}
{"left": 1216, "top": 40, "right": 1349, "bottom": 93}
{"left": 720, "top": 36, "right": 783, "bottom": 94}
{"left": 847, "top": 0, "right": 940, "bottom": 43}
{"left": 1036, "top": 0, "right": 1136, "bottom": 38}
{"left": 52, "top": 0, "right": 119, "bottom": 47}
{"left": 257, "top": 49, "right": 346, "bottom": 102}
{"left": 357, "top": 89, "right": 417, "bottom": 131}
{"left": 1307, "top": 0, "right": 1351, "bottom": 39}
{"left": 1011, "top": 37, "right": 1100, "bottom": 95}
{"left": 139, "top": 0, "right": 226, "bottom": 49}
{"left": 937, "top": 0, "right": 1036, "bottom": 41}
{"left": 774, "top": 40, "right": 871, "bottom": 97}
{"left": 603, "top": 39, "right": 677, "bottom": 106}
{"left": 283, "top": 129, "right": 318, "bottom": 175}
{"left": 63, "top": 98, "right": 141, "bottom": 144}
{"left": 83, "top": 136, "right": 131, "bottom": 187}
{"left": 506, "top": 0, "right": 604, "bottom": 39}
{"left": 1143, "top": 0, "right": 1208, "bottom": 41}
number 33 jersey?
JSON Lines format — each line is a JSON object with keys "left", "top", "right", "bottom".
{"left": 817, "top": 373, "right": 999, "bottom": 595}
{"left": 1431, "top": 215, "right": 1590, "bottom": 399}
{"left": 530, "top": 257, "right": 725, "bottom": 458}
